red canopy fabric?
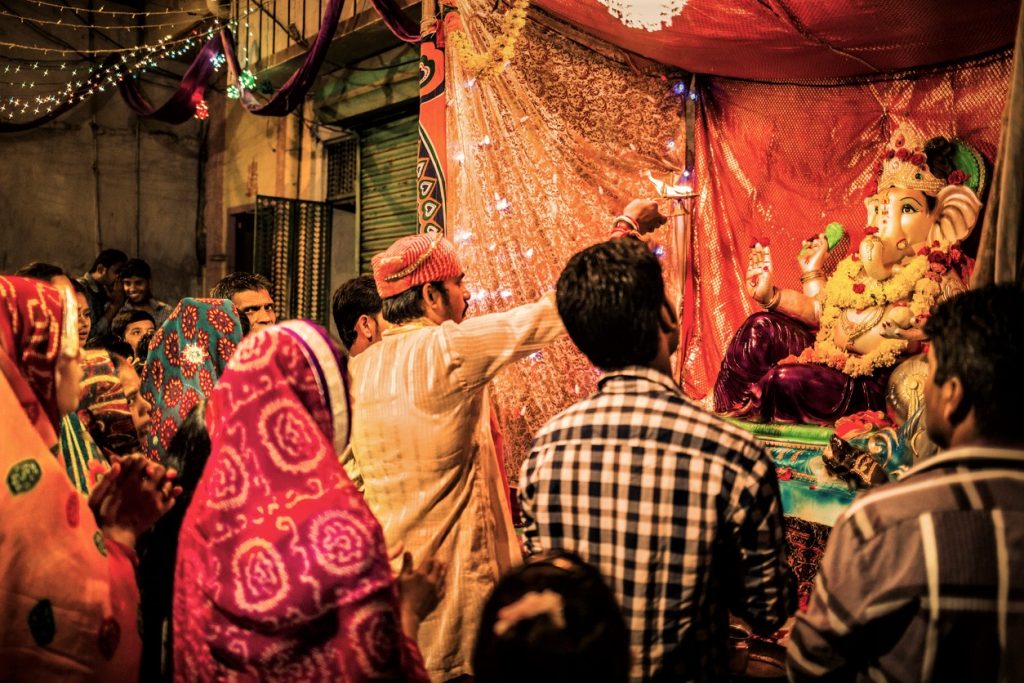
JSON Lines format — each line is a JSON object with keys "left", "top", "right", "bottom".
{"left": 534, "top": 0, "right": 1020, "bottom": 81}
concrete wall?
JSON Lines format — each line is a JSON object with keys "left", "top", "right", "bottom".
{"left": 202, "top": 97, "right": 328, "bottom": 292}
{"left": 0, "top": 82, "right": 205, "bottom": 305}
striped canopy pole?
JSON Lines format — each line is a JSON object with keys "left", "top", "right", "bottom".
{"left": 416, "top": 0, "right": 449, "bottom": 235}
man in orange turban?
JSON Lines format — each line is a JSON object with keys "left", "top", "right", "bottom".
{"left": 348, "top": 232, "right": 565, "bottom": 681}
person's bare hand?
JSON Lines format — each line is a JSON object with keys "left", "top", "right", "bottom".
{"left": 88, "top": 459, "right": 124, "bottom": 522}
{"left": 91, "top": 454, "right": 181, "bottom": 547}
{"left": 746, "top": 243, "right": 775, "bottom": 305}
{"left": 798, "top": 233, "right": 829, "bottom": 272}
{"left": 397, "top": 552, "right": 446, "bottom": 629}
{"left": 622, "top": 199, "right": 668, "bottom": 235}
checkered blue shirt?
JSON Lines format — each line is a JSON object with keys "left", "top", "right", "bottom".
{"left": 519, "top": 366, "right": 795, "bottom": 682}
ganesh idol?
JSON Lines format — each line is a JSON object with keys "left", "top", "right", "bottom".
{"left": 714, "top": 123, "right": 985, "bottom": 425}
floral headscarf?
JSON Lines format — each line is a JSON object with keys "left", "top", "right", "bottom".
{"left": 174, "top": 322, "right": 428, "bottom": 681}
{"left": 140, "top": 298, "right": 243, "bottom": 463}
{"left": 78, "top": 349, "right": 140, "bottom": 458}
{"left": 0, "top": 276, "right": 68, "bottom": 443}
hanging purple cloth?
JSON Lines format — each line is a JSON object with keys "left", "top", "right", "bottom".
{"left": 220, "top": 0, "right": 346, "bottom": 116}
{"left": 1, "top": 0, "right": 416, "bottom": 132}
{"left": 369, "top": 0, "right": 422, "bottom": 43}
{"left": 118, "top": 35, "right": 224, "bottom": 124}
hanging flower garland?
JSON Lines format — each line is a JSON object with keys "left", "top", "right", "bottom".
{"left": 780, "top": 248, "right": 959, "bottom": 377}
{"left": 449, "top": 0, "right": 530, "bottom": 77}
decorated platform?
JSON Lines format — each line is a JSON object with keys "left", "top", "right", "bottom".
{"left": 725, "top": 414, "right": 916, "bottom": 527}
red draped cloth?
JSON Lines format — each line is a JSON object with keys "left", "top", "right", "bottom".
{"left": 173, "top": 322, "right": 428, "bottom": 681}
{"left": 681, "top": 54, "right": 1011, "bottom": 399}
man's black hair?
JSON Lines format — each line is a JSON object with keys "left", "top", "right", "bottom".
{"left": 332, "top": 275, "right": 383, "bottom": 349}
{"left": 556, "top": 239, "right": 665, "bottom": 370}
{"left": 88, "top": 333, "right": 134, "bottom": 359}
{"left": 210, "top": 271, "right": 274, "bottom": 299}
{"left": 924, "top": 284, "right": 1024, "bottom": 442}
{"left": 120, "top": 258, "right": 152, "bottom": 281}
{"left": 15, "top": 262, "right": 67, "bottom": 281}
{"left": 381, "top": 281, "right": 449, "bottom": 325}
{"left": 89, "top": 249, "right": 128, "bottom": 272}
{"left": 112, "top": 309, "right": 156, "bottom": 339}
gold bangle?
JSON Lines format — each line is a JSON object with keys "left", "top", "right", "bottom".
{"left": 800, "top": 270, "right": 824, "bottom": 284}
{"left": 764, "top": 288, "right": 782, "bottom": 311}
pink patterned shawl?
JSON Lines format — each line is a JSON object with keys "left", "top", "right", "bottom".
{"left": 173, "top": 321, "right": 428, "bottom": 681}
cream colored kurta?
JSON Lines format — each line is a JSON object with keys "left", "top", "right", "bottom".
{"left": 348, "top": 292, "right": 565, "bottom": 680}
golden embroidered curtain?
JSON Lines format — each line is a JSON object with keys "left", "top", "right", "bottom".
{"left": 447, "top": 0, "right": 685, "bottom": 478}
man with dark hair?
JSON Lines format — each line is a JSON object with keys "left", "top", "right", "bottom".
{"left": 347, "top": 233, "right": 565, "bottom": 680}
{"left": 209, "top": 271, "right": 276, "bottom": 335}
{"left": 15, "top": 261, "right": 68, "bottom": 282}
{"left": 113, "top": 310, "right": 156, "bottom": 357}
{"left": 331, "top": 275, "right": 385, "bottom": 356}
{"left": 520, "top": 238, "right": 795, "bottom": 683}
{"left": 788, "top": 284, "right": 1024, "bottom": 682}
{"left": 118, "top": 258, "right": 172, "bottom": 328}
{"left": 78, "top": 248, "right": 128, "bottom": 339}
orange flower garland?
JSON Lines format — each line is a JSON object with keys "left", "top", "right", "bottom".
{"left": 449, "top": 0, "right": 530, "bottom": 77}
{"left": 810, "top": 253, "right": 939, "bottom": 377}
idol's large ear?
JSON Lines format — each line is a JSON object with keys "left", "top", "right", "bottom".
{"left": 930, "top": 184, "right": 981, "bottom": 245}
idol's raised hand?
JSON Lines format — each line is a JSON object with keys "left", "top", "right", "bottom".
{"left": 798, "top": 232, "right": 829, "bottom": 272}
{"left": 746, "top": 242, "right": 775, "bottom": 305}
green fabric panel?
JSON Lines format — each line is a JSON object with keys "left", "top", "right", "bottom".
{"left": 722, "top": 417, "right": 834, "bottom": 446}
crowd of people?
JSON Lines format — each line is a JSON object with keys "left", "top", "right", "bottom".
{"left": 0, "top": 201, "right": 1021, "bottom": 683}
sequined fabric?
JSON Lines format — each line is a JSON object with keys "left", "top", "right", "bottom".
{"left": 449, "top": 0, "right": 685, "bottom": 479}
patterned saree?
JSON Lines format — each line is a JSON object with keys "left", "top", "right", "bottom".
{"left": 173, "top": 321, "right": 428, "bottom": 681}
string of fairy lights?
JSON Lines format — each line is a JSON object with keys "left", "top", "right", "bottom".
{"left": 0, "top": 6, "right": 218, "bottom": 31}
{"left": 1, "top": 25, "right": 224, "bottom": 119}
{"left": 0, "top": 1, "right": 263, "bottom": 122}
{"left": 21, "top": 0, "right": 209, "bottom": 17}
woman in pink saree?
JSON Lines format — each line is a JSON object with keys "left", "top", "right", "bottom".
{"left": 174, "top": 321, "right": 434, "bottom": 681}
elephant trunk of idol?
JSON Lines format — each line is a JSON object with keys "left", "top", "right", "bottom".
{"left": 859, "top": 234, "right": 899, "bottom": 281}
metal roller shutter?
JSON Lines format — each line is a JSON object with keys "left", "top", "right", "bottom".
{"left": 357, "top": 114, "right": 419, "bottom": 274}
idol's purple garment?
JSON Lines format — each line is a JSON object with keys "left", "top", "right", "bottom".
{"left": 713, "top": 312, "right": 890, "bottom": 425}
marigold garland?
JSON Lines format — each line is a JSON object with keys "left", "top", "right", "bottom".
{"left": 449, "top": 0, "right": 530, "bottom": 77}
{"left": 805, "top": 252, "right": 946, "bottom": 377}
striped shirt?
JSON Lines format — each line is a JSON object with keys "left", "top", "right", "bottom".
{"left": 519, "top": 366, "right": 795, "bottom": 682}
{"left": 349, "top": 292, "right": 566, "bottom": 680}
{"left": 787, "top": 446, "right": 1024, "bottom": 683}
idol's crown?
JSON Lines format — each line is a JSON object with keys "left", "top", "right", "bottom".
{"left": 876, "top": 124, "right": 944, "bottom": 196}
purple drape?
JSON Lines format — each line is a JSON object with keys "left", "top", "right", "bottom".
{"left": 220, "top": 0, "right": 346, "bottom": 116}
{"left": 1, "top": 0, "right": 416, "bottom": 132}
{"left": 118, "top": 35, "right": 224, "bottom": 124}
{"left": 369, "top": 0, "right": 422, "bottom": 43}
